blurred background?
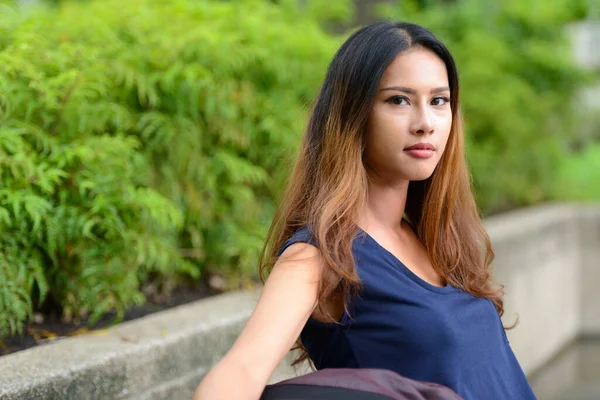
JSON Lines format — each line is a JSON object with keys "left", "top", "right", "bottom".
{"left": 0, "top": 0, "right": 598, "bottom": 398}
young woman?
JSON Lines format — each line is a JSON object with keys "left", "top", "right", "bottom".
{"left": 194, "top": 21, "right": 537, "bottom": 400}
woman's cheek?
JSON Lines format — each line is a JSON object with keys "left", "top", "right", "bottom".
{"left": 437, "top": 113, "right": 452, "bottom": 135}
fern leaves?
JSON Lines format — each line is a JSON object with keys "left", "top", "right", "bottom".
{"left": 0, "top": 0, "right": 339, "bottom": 337}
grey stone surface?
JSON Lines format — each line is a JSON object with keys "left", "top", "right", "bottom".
{"left": 579, "top": 337, "right": 600, "bottom": 384}
{"left": 0, "top": 291, "right": 259, "bottom": 399}
{"left": 485, "top": 203, "right": 584, "bottom": 374}
{"left": 579, "top": 206, "right": 600, "bottom": 335}
{"left": 0, "top": 203, "right": 598, "bottom": 398}
{"left": 128, "top": 368, "right": 205, "bottom": 400}
{"left": 556, "top": 384, "right": 600, "bottom": 400}
{"left": 529, "top": 341, "right": 580, "bottom": 400}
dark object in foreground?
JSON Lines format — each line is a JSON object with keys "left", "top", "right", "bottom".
{"left": 261, "top": 368, "right": 463, "bottom": 400}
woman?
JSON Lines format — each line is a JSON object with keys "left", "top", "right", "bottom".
{"left": 194, "top": 21, "right": 537, "bottom": 400}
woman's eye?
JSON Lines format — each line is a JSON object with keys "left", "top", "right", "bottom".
{"left": 388, "top": 96, "right": 409, "bottom": 106}
{"left": 432, "top": 96, "right": 450, "bottom": 106}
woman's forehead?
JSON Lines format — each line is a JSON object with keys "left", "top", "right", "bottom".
{"left": 378, "top": 48, "right": 449, "bottom": 90}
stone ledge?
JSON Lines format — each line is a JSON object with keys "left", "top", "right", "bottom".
{"left": 0, "top": 203, "right": 598, "bottom": 399}
{"left": 0, "top": 291, "right": 259, "bottom": 399}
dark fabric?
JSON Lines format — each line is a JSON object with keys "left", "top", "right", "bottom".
{"left": 261, "top": 368, "right": 463, "bottom": 400}
{"left": 277, "top": 226, "right": 537, "bottom": 400}
{"left": 261, "top": 384, "right": 394, "bottom": 400}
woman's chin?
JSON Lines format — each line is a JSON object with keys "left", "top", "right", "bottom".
{"left": 406, "top": 169, "right": 436, "bottom": 182}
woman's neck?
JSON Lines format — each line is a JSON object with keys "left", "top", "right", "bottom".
{"left": 359, "top": 178, "right": 410, "bottom": 233}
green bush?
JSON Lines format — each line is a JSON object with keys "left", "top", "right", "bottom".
{"left": 554, "top": 143, "right": 600, "bottom": 201}
{"left": 0, "top": 0, "right": 341, "bottom": 336}
{"left": 380, "top": 0, "right": 591, "bottom": 212}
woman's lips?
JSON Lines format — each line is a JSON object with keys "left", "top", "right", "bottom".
{"left": 404, "top": 143, "right": 435, "bottom": 159}
{"left": 404, "top": 149, "right": 434, "bottom": 159}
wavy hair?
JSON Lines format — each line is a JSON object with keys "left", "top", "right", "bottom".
{"left": 258, "top": 21, "right": 506, "bottom": 366}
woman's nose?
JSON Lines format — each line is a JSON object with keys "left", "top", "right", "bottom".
{"left": 410, "top": 108, "right": 434, "bottom": 136}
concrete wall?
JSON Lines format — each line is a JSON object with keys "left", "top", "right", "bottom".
{"left": 579, "top": 207, "right": 600, "bottom": 334}
{"left": 484, "top": 205, "right": 599, "bottom": 375}
{"left": 0, "top": 291, "right": 261, "bottom": 399}
{"left": 0, "top": 203, "right": 598, "bottom": 398}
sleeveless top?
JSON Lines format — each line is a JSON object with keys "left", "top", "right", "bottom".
{"left": 278, "top": 226, "right": 537, "bottom": 400}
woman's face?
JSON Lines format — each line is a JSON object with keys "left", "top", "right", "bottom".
{"left": 364, "top": 47, "right": 452, "bottom": 183}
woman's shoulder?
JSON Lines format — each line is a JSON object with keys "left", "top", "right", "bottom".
{"left": 277, "top": 226, "right": 318, "bottom": 256}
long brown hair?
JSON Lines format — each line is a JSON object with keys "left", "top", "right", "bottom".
{"left": 258, "top": 22, "right": 505, "bottom": 366}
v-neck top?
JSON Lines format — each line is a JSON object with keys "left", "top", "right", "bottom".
{"left": 278, "top": 226, "right": 537, "bottom": 400}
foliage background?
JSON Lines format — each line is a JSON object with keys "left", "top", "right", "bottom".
{"left": 0, "top": 0, "right": 597, "bottom": 337}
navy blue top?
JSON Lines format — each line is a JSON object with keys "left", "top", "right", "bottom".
{"left": 278, "top": 226, "right": 537, "bottom": 400}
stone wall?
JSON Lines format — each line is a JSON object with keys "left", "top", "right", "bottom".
{"left": 485, "top": 205, "right": 600, "bottom": 375}
{"left": 0, "top": 204, "right": 598, "bottom": 398}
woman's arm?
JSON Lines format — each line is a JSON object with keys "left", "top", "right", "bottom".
{"left": 192, "top": 242, "right": 322, "bottom": 400}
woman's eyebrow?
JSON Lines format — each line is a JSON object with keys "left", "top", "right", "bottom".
{"left": 380, "top": 86, "right": 450, "bottom": 94}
